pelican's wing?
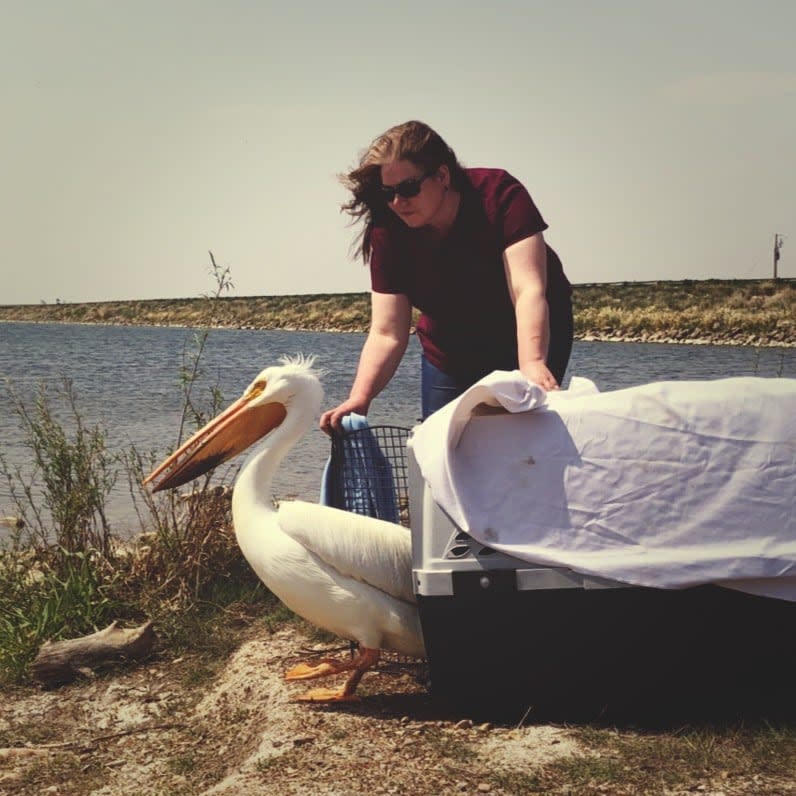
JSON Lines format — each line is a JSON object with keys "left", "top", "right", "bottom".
{"left": 278, "top": 501, "right": 415, "bottom": 604}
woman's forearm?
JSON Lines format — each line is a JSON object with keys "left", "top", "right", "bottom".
{"left": 503, "top": 234, "right": 559, "bottom": 390}
{"left": 348, "top": 329, "right": 408, "bottom": 407}
{"left": 320, "top": 292, "right": 411, "bottom": 431}
{"left": 514, "top": 288, "right": 550, "bottom": 370}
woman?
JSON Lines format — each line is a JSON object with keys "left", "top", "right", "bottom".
{"left": 320, "top": 120, "right": 573, "bottom": 432}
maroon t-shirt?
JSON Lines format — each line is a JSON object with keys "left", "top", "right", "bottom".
{"left": 369, "top": 168, "right": 571, "bottom": 382}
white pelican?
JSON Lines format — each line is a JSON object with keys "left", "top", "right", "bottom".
{"left": 144, "top": 355, "right": 425, "bottom": 702}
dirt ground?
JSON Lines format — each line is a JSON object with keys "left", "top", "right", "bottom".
{"left": 1, "top": 624, "right": 793, "bottom": 795}
{"left": 0, "top": 624, "right": 582, "bottom": 796}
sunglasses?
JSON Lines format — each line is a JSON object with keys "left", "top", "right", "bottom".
{"left": 379, "top": 170, "right": 435, "bottom": 203}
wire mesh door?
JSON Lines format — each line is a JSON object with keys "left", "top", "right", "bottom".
{"left": 329, "top": 425, "right": 411, "bottom": 528}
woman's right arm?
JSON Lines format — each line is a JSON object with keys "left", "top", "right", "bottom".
{"left": 319, "top": 291, "right": 412, "bottom": 433}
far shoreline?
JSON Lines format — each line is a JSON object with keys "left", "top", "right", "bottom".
{"left": 0, "top": 278, "right": 793, "bottom": 349}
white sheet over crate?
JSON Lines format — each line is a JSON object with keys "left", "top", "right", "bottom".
{"left": 410, "top": 372, "right": 796, "bottom": 601}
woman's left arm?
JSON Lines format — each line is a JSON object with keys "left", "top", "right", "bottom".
{"left": 502, "top": 232, "right": 560, "bottom": 390}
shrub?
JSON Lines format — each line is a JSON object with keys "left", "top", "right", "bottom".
{"left": 2, "top": 378, "right": 116, "bottom": 559}
{"left": 0, "top": 378, "right": 121, "bottom": 680}
{"left": 0, "top": 255, "right": 278, "bottom": 685}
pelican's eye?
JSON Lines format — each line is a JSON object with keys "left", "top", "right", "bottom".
{"left": 247, "top": 380, "right": 267, "bottom": 400}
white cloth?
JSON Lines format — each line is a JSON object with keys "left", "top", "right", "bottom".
{"left": 411, "top": 372, "right": 796, "bottom": 601}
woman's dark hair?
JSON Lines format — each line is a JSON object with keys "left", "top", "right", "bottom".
{"left": 340, "top": 120, "right": 468, "bottom": 262}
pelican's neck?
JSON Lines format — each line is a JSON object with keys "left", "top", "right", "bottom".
{"left": 231, "top": 396, "right": 315, "bottom": 542}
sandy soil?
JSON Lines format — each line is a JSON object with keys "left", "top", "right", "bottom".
{"left": 0, "top": 625, "right": 582, "bottom": 796}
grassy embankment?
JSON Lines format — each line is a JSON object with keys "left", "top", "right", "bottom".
{"left": 1, "top": 278, "right": 794, "bottom": 346}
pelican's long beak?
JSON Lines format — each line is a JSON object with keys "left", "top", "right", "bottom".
{"left": 143, "top": 390, "right": 287, "bottom": 493}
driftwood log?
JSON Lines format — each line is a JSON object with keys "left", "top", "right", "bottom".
{"left": 31, "top": 621, "right": 156, "bottom": 687}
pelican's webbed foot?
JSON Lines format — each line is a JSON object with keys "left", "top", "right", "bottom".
{"left": 284, "top": 659, "right": 348, "bottom": 681}
{"left": 293, "top": 686, "right": 360, "bottom": 703}
{"left": 285, "top": 647, "right": 380, "bottom": 703}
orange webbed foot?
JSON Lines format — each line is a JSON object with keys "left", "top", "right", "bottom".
{"left": 284, "top": 657, "right": 354, "bottom": 682}
{"left": 292, "top": 687, "right": 360, "bottom": 703}
{"left": 285, "top": 647, "right": 380, "bottom": 703}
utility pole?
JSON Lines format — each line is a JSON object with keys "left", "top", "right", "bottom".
{"left": 773, "top": 233, "right": 783, "bottom": 279}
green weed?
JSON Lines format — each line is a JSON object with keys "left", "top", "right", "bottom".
{"left": 0, "top": 255, "right": 291, "bottom": 686}
{"left": 2, "top": 377, "right": 116, "bottom": 557}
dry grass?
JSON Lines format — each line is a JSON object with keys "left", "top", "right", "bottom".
{"left": 573, "top": 279, "right": 794, "bottom": 344}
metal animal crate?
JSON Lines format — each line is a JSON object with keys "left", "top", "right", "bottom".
{"left": 328, "top": 425, "right": 412, "bottom": 528}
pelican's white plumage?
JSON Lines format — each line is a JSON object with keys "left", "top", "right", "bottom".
{"left": 145, "top": 355, "right": 424, "bottom": 701}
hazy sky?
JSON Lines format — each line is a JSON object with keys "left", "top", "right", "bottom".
{"left": 2, "top": 1, "right": 794, "bottom": 304}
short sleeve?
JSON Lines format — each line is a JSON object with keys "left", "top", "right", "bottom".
{"left": 369, "top": 226, "right": 407, "bottom": 294}
{"left": 494, "top": 173, "right": 548, "bottom": 249}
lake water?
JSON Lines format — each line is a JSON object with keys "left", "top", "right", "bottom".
{"left": 1, "top": 321, "right": 793, "bottom": 535}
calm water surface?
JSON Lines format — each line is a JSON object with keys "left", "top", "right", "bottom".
{"left": 1, "top": 322, "right": 793, "bottom": 533}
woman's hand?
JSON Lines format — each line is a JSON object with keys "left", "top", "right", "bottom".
{"left": 320, "top": 397, "right": 371, "bottom": 435}
{"left": 521, "top": 359, "right": 559, "bottom": 391}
